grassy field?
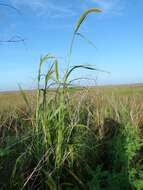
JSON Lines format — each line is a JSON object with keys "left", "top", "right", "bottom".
{"left": 0, "top": 90, "right": 36, "bottom": 112}
{"left": 0, "top": 83, "right": 143, "bottom": 190}
{"left": 0, "top": 7, "right": 143, "bottom": 190}
{"left": 0, "top": 83, "right": 142, "bottom": 107}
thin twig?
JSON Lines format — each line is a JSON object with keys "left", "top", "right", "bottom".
{"left": 0, "top": 36, "right": 25, "bottom": 43}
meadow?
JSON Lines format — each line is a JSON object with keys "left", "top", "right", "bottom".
{"left": 0, "top": 7, "right": 143, "bottom": 190}
{"left": 0, "top": 83, "right": 143, "bottom": 190}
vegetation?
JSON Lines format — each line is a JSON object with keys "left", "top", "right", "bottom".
{"left": 0, "top": 7, "right": 143, "bottom": 190}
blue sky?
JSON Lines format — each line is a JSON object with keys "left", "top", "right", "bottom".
{"left": 0, "top": 0, "right": 143, "bottom": 91}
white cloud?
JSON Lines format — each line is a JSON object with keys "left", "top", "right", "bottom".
{"left": 10, "top": 0, "right": 77, "bottom": 17}
{"left": 10, "top": 0, "right": 124, "bottom": 18}
{"left": 89, "top": 0, "right": 124, "bottom": 16}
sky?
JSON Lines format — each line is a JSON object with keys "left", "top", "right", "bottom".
{"left": 0, "top": 0, "right": 143, "bottom": 91}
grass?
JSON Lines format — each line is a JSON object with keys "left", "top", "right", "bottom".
{"left": 0, "top": 84, "right": 143, "bottom": 190}
{"left": 0, "top": 7, "right": 143, "bottom": 190}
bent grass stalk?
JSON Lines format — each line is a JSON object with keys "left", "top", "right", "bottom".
{"left": 30, "top": 8, "right": 101, "bottom": 188}
{"left": 11, "top": 7, "right": 102, "bottom": 189}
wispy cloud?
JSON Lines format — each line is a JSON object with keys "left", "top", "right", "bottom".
{"left": 10, "top": 0, "right": 124, "bottom": 18}
{"left": 10, "top": 0, "right": 77, "bottom": 17}
{"left": 89, "top": 0, "right": 124, "bottom": 16}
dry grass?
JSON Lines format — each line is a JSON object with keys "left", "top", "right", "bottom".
{"left": 0, "top": 84, "right": 143, "bottom": 189}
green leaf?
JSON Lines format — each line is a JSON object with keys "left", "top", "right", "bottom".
{"left": 55, "top": 60, "right": 59, "bottom": 81}
{"left": 0, "top": 148, "right": 11, "bottom": 157}
{"left": 76, "top": 32, "right": 96, "bottom": 49}
{"left": 19, "top": 85, "right": 31, "bottom": 112}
